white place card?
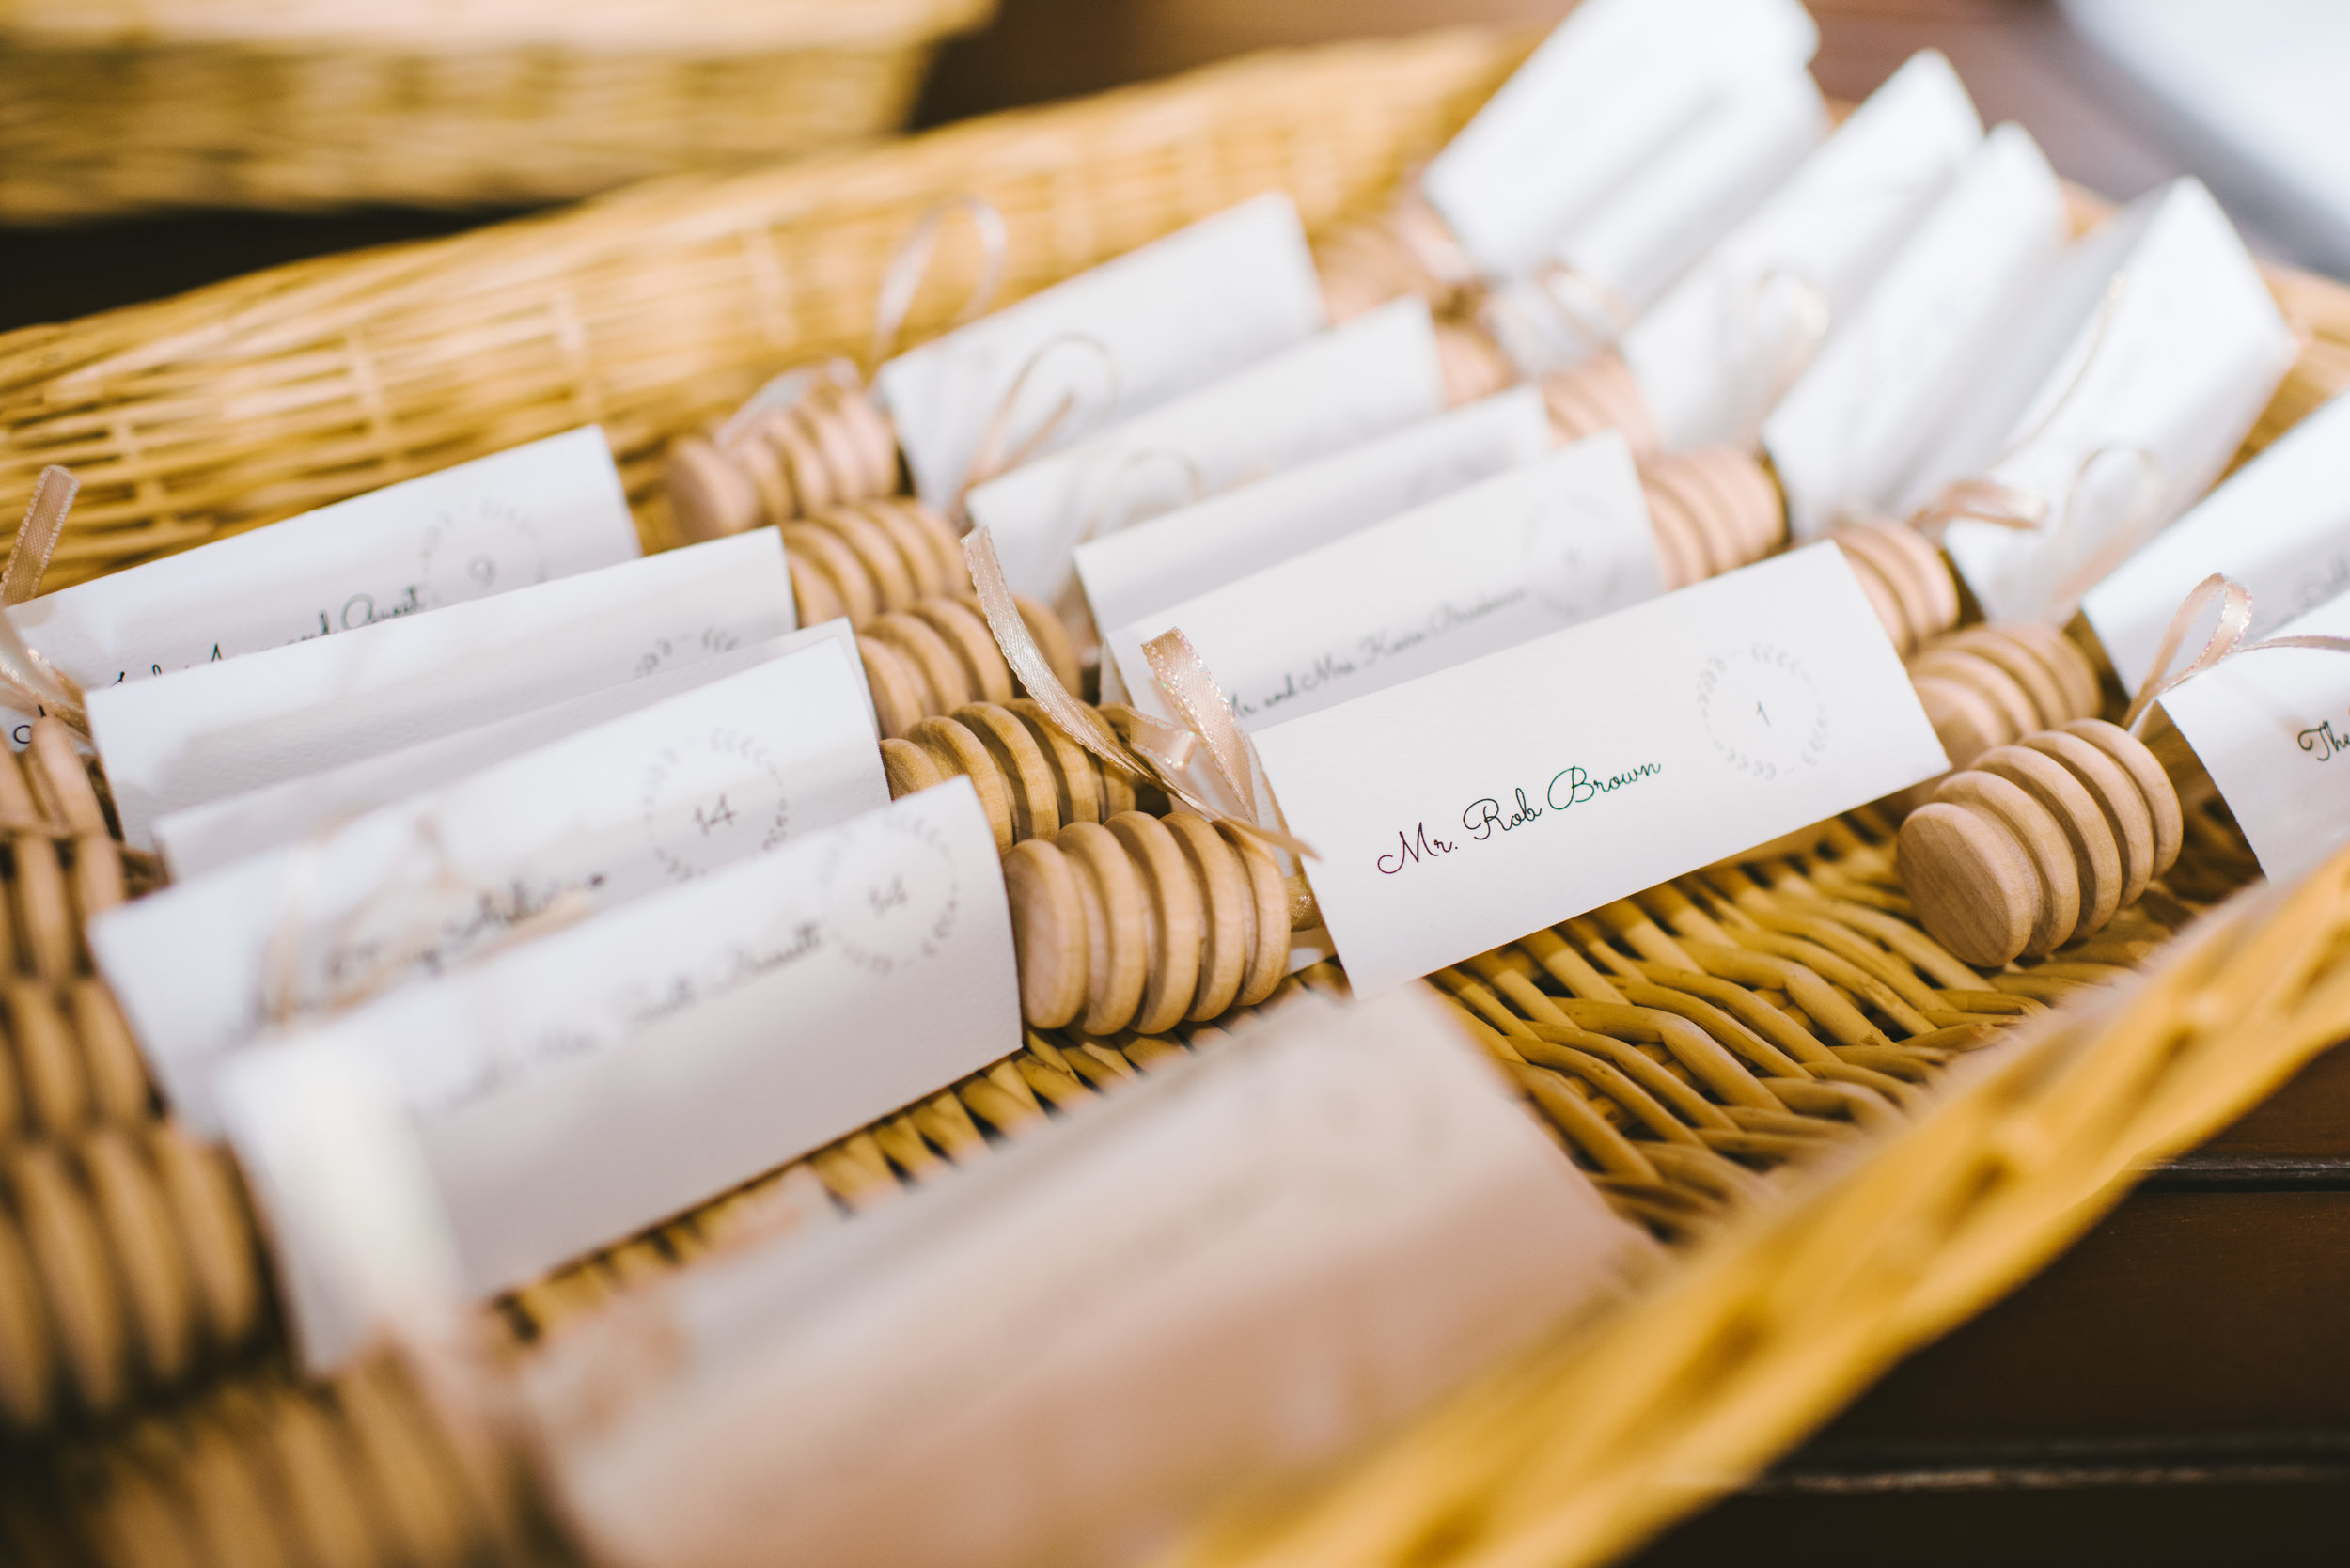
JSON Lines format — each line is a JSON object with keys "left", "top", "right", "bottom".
{"left": 7, "top": 428, "right": 639, "bottom": 745}
{"left": 964, "top": 298, "right": 1446, "bottom": 603}
{"left": 22, "top": 428, "right": 634, "bottom": 666}
{"left": 2159, "top": 594, "right": 2350, "bottom": 882}
{"left": 532, "top": 987, "right": 1649, "bottom": 1568}
{"left": 220, "top": 779, "right": 1017, "bottom": 1329}
{"left": 88, "top": 529, "right": 796, "bottom": 849}
{"left": 213, "top": 1042, "right": 466, "bottom": 1376}
{"left": 1107, "top": 433, "right": 1659, "bottom": 734}
{"left": 1254, "top": 544, "right": 1949, "bottom": 995}
{"left": 875, "top": 195, "right": 1325, "bottom": 512}
{"left": 1485, "top": 73, "right": 1833, "bottom": 381}
{"left": 8, "top": 425, "right": 644, "bottom": 747}
{"left": 2082, "top": 391, "right": 2350, "bottom": 692}
{"left": 151, "top": 621, "right": 855, "bottom": 877}
{"left": 1073, "top": 387, "right": 1552, "bottom": 644}
{"left": 1766, "top": 123, "right": 2068, "bottom": 541}
{"left": 1422, "top": 0, "right": 1818, "bottom": 277}
{"left": 1621, "top": 50, "right": 1983, "bottom": 453}
{"left": 1911, "top": 178, "right": 2296, "bottom": 624}
{"left": 94, "top": 629, "right": 886, "bottom": 1135}
{"left": 1566, "top": 71, "right": 1826, "bottom": 314}
{"left": 1487, "top": 71, "right": 1826, "bottom": 378}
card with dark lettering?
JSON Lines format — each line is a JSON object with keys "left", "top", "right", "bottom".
{"left": 1073, "top": 389, "right": 1551, "bottom": 651}
{"left": 94, "top": 624, "right": 885, "bottom": 1135}
{"left": 967, "top": 299, "right": 1445, "bottom": 604}
{"left": 1105, "top": 432, "right": 1659, "bottom": 732}
{"left": 2156, "top": 592, "right": 2350, "bottom": 882}
{"left": 88, "top": 529, "right": 796, "bottom": 849}
{"left": 1251, "top": 544, "right": 1949, "bottom": 994}
{"left": 217, "top": 779, "right": 1014, "bottom": 1321}
{"left": 876, "top": 195, "right": 1324, "bottom": 514}
{"left": 6, "top": 427, "right": 640, "bottom": 748}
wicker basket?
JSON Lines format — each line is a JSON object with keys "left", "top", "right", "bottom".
{"left": 0, "top": 0, "right": 995, "bottom": 222}
{"left": 7, "top": 26, "right": 2350, "bottom": 1568}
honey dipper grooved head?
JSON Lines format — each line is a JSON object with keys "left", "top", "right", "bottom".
{"left": 1898, "top": 801, "right": 2039, "bottom": 968}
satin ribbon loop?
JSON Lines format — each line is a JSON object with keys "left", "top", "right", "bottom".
{"left": 1482, "top": 262, "right": 1637, "bottom": 373}
{"left": 263, "top": 811, "right": 597, "bottom": 1026}
{"left": 959, "top": 525, "right": 1316, "bottom": 859}
{"left": 953, "top": 333, "right": 1122, "bottom": 520}
{"left": 2041, "top": 442, "right": 2170, "bottom": 614}
{"left": 2121, "top": 573, "right": 2350, "bottom": 733}
{"left": 1138, "top": 627, "right": 1318, "bottom": 861}
{"left": 1077, "top": 447, "right": 1206, "bottom": 548}
{"left": 1907, "top": 476, "right": 2051, "bottom": 538}
{"left": 870, "top": 194, "right": 1010, "bottom": 368}
{"left": 1903, "top": 273, "right": 2137, "bottom": 551}
{"left": 0, "top": 465, "right": 89, "bottom": 739}
{"left": 961, "top": 522, "right": 1155, "bottom": 776}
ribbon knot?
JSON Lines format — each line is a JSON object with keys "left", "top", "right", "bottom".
{"left": 960, "top": 525, "right": 1314, "bottom": 859}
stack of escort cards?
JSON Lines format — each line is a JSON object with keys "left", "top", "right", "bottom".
{"left": 62, "top": 429, "right": 1025, "bottom": 1369}
{"left": 33, "top": 2, "right": 2350, "bottom": 1560}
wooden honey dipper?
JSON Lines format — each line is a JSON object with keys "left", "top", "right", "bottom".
{"left": 1897, "top": 718, "right": 2183, "bottom": 969}
{"left": 1004, "top": 810, "right": 1299, "bottom": 1035}
{"left": 881, "top": 698, "right": 1169, "bottom": 855}
{"left": 1904, "top": 622, "right": 2105, "bottom": 777}
{"left": 1539, "top": 350, "right": 1663, "bottom": 458}
{"left": 702, "top": 494, "right": 1082, "bottom": 740}
{"left": 1830, "top": 521, "right": 1961, "bottom": 655}
{"left": 667, "top": 374, "right": 902, "bottom": 542}
{"left": 1642, "top": 447, "right": 1786, "bottom": 588}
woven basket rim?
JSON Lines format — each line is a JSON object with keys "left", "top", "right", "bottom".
{"left": 0, "top": 0, "right": 994, "bottom": 54}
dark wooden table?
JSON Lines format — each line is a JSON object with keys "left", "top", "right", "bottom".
{"left": 1629, "top": 1043, "right": 2350, "bottom": 1566}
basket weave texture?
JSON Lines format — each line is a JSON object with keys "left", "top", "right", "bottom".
{"left": 8, "top": 27, "right": 2350, "bottom": 1568}
{"left": 0, "top": 29, "right": 1516, "bottom": 588}
{"left": 0, "top": 0, "right": 994, "bottom": 222}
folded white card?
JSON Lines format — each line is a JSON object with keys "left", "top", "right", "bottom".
{"left": 534, "top": 987, "right": 1648, "bottom": 1568}
{"left": 2083, "top": 392, "right": 2350, "bottom": 692}
{"left": 95, "top": 630, "right": 886, "bottom": 1135}
{"left": 1073, "top": 387, "right": 1552, "bottom": 643}
{"left": 963, "top": 298, "right": 1446, "bottom": 602}
{"left": 1487, "top": 71, "right": 1826, "bottom": 379}
{"left": 2159, "top": 595, "right": 2350, "bottom": 882}
{"left": 220, "top": 779, "right": 1016, "bottom": 1326}
{"left": 1912, "top": 178, "right": 2296, "bottom": 624}
{"left": 1422, "top": 0, "right": 1819, "bottom": 277}
{"left": 1766, "top": 123, "right": 2069, "bottom": 540}
{"left": 213, "top": 1041, "right": 466, "bottom": 1375}
{"left": 1566, "top": 71, "right": 1827, "bottom": 314}
{"left": 88, "top": 529, "right": 796, "bottom": 849}
{"left": 875, "top": 195, "right": 1325, "bottom": 512}
{"left": 1254, "top": 544, "right": 1950, "bottom": 995}
{"left": 151, "top": 621, "right": 856, "bottom": 877}
{"left": 1108, "top": 433, "right": 1659, "bottom": 736}
{"left": 7, "top": 427, "right": 639, "bottom": 745}
{"left": 1622, "top": 50, "right": 1983, "bottom": 453}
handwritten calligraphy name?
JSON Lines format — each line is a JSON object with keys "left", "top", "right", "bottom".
{"left": 1374, "top": 760, "right": 1663, "bottom": 875}
{"left": 2297, "top": 716, "right": 2349, "bottom": 762}
{"left": 1240, "top": 590, "right": 1530, "bottom": 718}
{"left": 420, "top": 919, "right": 826, "bottom": 1116}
